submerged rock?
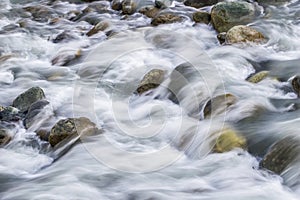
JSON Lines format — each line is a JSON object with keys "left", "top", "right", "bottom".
{"left": 213, "top": 128, "right": 247, "bottom": 153}
{"left": 155, "top": 0, "right": 173, "bottom": 8}
{"left": 211, "top": 1, "right": 256, "bottom": 33}
{"left": 246, "top": 71, "right": 269, "bottom": 83}
{"left": 51, "top": 49, "right": 81, "bottom": 66}
{"left": 192, "top": 11, "right": 211, "bottom": 24}
{"left": 202, "top": 94, "right": 237, "bottom": 119}
{"left": 151, "top": 13, "right": 184, "bottom": 26}
{"left": 86, "top": 21, "right": 110, "bottom": 37}
{"left": 0, "top": 129, "right": 11, "bottom": 147}
{"left": 225, "top": 25, "right": 266, "bottom": 44}
{"left": 12, "top": 87, "right": 45, "bottom": 113}
{"left": 137, "top": 69, "right": 165, "bottom": 95}
{"left": 48, "top": 117, "right": 99, "bottom": 147}
{"left": 260, "top": 137, "right": 300, "bottom": 174}
{"left": 24, "top": 100, "right": 50, "bottom": 129}
{"left": 184, "top": 0, "right": 219, "bottom": 8}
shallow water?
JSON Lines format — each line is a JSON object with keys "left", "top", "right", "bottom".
{"left": 0, "top": 0, "right": 300, "bottom": 199}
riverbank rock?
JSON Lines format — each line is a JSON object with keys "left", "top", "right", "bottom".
{"left": 213, "top": 128, "right": 247, "bottom": 153}
{"left": 24, "top": 100, "right": 51, "bottom": 129}
{"left": 203, "top": 94, "right": 237, "bottom": 119}
{"left": 225, "top": 25, "right": 266, "bottom": 44}
{"left": 0, "top": 129, "right": 11, "bottom": 147}
{"left": 247, "top": 71, "right": 269, "bottom": 83}
{"left": 184, "top": 0, "right": 219, "bottom": 8}
{"left": 139, "top": 6, "right": 161, "bottom": 18}
{"left": 291, "top": 75, "right": 300, "bottom": 97}
{"left": 122, "top": 0, "right": 137, "bottom": 15}
{"left": 137, "top": 69, "right": 165, "bottom": 95}
{"left": 12, "top": 87, "right": 45, "bottom": 113}
{"left": 211, "top": 1, "right": 256, "bottom": 33}
{"left": 260, "top": 137, "right": 300, "bottom": 174}
{"left": 151, "top": 13, "right": 184, "bottom": 26}
{"left": 192, "top": 11, "right": 211, "bottom": 24}
{"left": 48, "top": 117, "right": 98, "bottom": 147}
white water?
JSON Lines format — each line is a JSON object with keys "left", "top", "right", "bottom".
{"left": 0, "top": 0, "right": 300, "bottom": 199}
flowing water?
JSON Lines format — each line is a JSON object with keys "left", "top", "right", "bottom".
{"left": 0, "top": 0, "right": 300, "bottom": 199}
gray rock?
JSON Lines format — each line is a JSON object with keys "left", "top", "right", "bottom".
{"left": 211, "top": 1, "right": 256, "bottom": 33}
{"left": 155, "top": 0, "right": 173, "bottom": 8}
{"left": 136, "top": 69, "right": 165, "bottom": 95}
{"left": 48, "top": 117, "right": 99, "bottom": 147}
{"left": 184, "top": 0, "right": 220, "bottom": 8}
{"left": 24, "top": 100, "right": 50, "bottom": 129}
{"left": 0, "top": 106, "right": 21, "bottom": 122}
{"left": 12, "top": 87, "right": 45, "bottom": 113}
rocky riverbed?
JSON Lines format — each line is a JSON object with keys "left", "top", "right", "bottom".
{"left": 0, "top": 0, "right": 300, "bottom": 199}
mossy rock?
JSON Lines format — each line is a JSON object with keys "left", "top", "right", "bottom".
{"left": 211, "top": 1, "right": 255, "bottom": 33}
{"left": 151, "top": 13, "right": 184, "bottom": 26}
{"left": 260, "top": 137, "right": 300, "bottom": 174}
{"left": 12, "top": 87, "right": 45, "bottom": 113}
{"left": 192, "top": 11, "right": 211, "bottom": 24}
{"left": 48, "top": 117, "right": 98, "bottom": 147}
{"left": 225, "top": 25, "right": 266, "bottom": 44}
{"left": 137, "top": 69, "right": 165, "bottom": 95}
{"left": 213, "top": 128, "right": 247, "bottom": 153}
{"left": 247, "top": 71, "right": 269, "bottom": 83}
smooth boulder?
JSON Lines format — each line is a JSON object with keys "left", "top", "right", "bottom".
{"left": 211, "top": 1, "right": 256, "bottom": 33}
{"left": 225, "top": 25, "right": 266, "bottom": 44}
{"left": 137, "top": 69, "right": 165, "bottom": 95}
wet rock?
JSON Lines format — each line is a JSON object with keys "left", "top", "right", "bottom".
{"left": 155, "top": 0, "right": 173, "bottom": 8}
{"left": 203, "top": 94, "right": 237, "bottom": 119}
{"left": 0, "top": 106, "right": 21, "bottom": 122}
{"left": 184, "top": 0, "right": 219, "bottom": 8}
{"left": 255, "top": 0, "right": 290, "bottom": 5}
{"left": 51, "top": 49, "right": 81, "bottom": 66}
{"left": 213, "top": 128, "right": 247, "bottom": 153}
{"left": 211, "top": 1, "right": 256, "bottom": 33}
{"left": 111, "top": 0, "right": 123, "bottom": 11}
{"left": 24, "top": 100, "right": 50, "bottom": 129}
{"left": 137, "top": 69, "right": 165, "bottom": 95}
{"left": 53, "top": 31, "right": 76, "bottom": 43}
{"left": 23, "top": 5, "right": 59, "bottom": 22}
{"left": 48, "top": 117, "right": 99, "bottom": 147}
{"left": 37, "top": 129, "right": 50, "bottom": 142}
{"left": 260, "top": 137, "right": 300, "bottom": 174}
{"left": 122, "top": 0, "right": 137, "bottom": 15}
{"left": 246, "top": 71, "right": 269, "bottom": 83}
{"left": 291, "top": 75, "right": 300, "bottom": 97}
{"left": 139, "top": 6, "right": 161, "bottom": 18}
{"left": 0, "top": 129, "right": 11, "bottom": 147}
{"left": 225, "top": 25, "right": 266, "bottom": 44}
{"left": 151, "top": 13, "right": 184, "bottom": 26}
{"left": 86, "top": 21, "right": 110, "bottom": 37}
{"left": 12, "top": 87, "right": 45, "bottom": 113}
{"left": 192, "top": 11, "right": 211, "bottom": 24}
{"left": 217, "top": 32, "right": 226, "bottom": 44}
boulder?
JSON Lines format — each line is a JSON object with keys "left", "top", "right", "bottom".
{"left": 151, "top": 13, "right": 184, "bottom": 26}
{"left": 111, "top": 0, "right": 123, "bottom": 11}
{"left": 225, "top": 25, "right": 266, "bottom": 44}
{"left": 122, "top": 0, "right": 137, "bottom": 15}
{"left": 184, "top": 0, "right": 219, "bottom": 8}
{"left": 202, "top": 94, "right": 237, "bottom": 119}
{"left": 260, "top": 137, "right": 300, "bottom": 174}
{"left": 48, "top": 117, "right": 99, "bottom": 147}
{"left": 139, "top": 6, "right": 161, "bottom": 18}
{"left": 24, "top": 100, "right": 50, "bottom": 129}
{"left": 211, "top": 1, "right": 256, "bottom": 33}
{"left": 213, "top": 128, "right": 247, "bottom": 153}
{"left": 137, "top": 69, "right": 165, "bottom": 95}
{"left": 0, "top": 129, "right": 11, "bottom": 147}
{"left": 192, "top": 11, "right": 211, "bottom": 24}
{"left": 246, "top": 71, "right": 269, "bottom": 83}
{"left": 12, "top": 87, "right": 45, "bottom": 113}
{"left": 86, "top": 21, "right": 110, "bottom": 37}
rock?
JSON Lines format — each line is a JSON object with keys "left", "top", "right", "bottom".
{"left": 0, "top": 129, "right": 11, "bottom": 147}
{"left": 211, "top": 1, "right": 256, "bottom": 33}
{"left": 213, "top": 128, "right": 247, "bottom": 153}
{"left": 255, "top": 0, "right": 290, "bottom": 5}
{"left": 139, "top": 6, "right": 161, "bottom": 18}
{"left": 155, "top": 0, "right": 173, "bottom": 8}
{"left": 122, "top": 0, "right": 137, "bottom": 15}
{"left": 151, "top": 13, "right": 184, "bottom": 26}
{"left": 48, "top": 117, "right": 98, "bottom": 147}
{"left": 53, "top": 31, "right": 76, "bottom": 43}
{"left": 37, "top": 129, "right": 50, "bottom": 142}
{"left": 217, "top": 32, "right": 226, "bottom": 44}
{"left": 0, "top": 106, "right": 4, "bottom": 112}
{"left": 260, "top": 137, "right": 300, "bottom": 174}
{"left": 111, "top": 0, "right": 123, "bottom": 11}
{"left": 23, "top": 5, "right": 58, "bottom": 22}
{"left": 192, "top": 11, "right": 211, "bottom": 24}
{"left": 12, "top": 87, "right": 45, "bottom": 113}
{"left": 291, "top": 75, "right": 300, "bottom": 97}
{"left": 86, "top": 21, "right": 110, "bottom": 37}
{"left": 24, "top": 100, "right": 50, "bottom": 129}
{"left": 51, "top": 49, "right": 81, "bottom": 66}
{"left": 247, "top": 71, "right": 269, "bottom": 83}
{"left": 137, "top": 69, "right": 165, "bottom": 95}
{"left": 184, "top": 0, "right": 219, "bottom": 8}
{"left": 203, "top": 94, "right": 237, "bottom": 119}
{"left": 0, "top": 106, "right": 21, "bottom": 122}
{"left": 225, "top": 25, "right": 266, "bottom": 44}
